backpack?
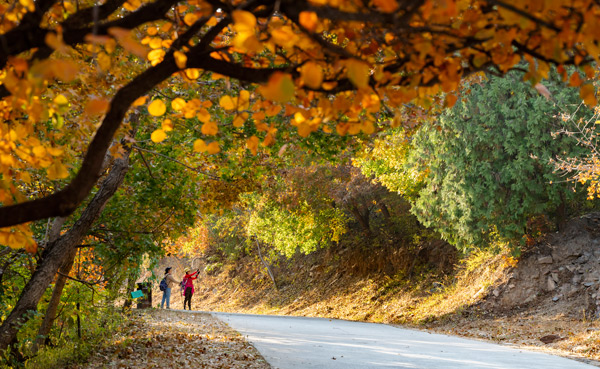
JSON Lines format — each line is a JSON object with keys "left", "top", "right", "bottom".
{"left": 159, "top": 277, "right": 168, "bottom": 291}
{"left": 180, "top": 277, "right": 188, "bottom": 290}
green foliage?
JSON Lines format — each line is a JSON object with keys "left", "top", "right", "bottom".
{"left": 20, "top": 308, "right": 126, "bottom": 369}
{"left": 246, "top": 195, "right": 348, "bottom": 257}
{"left": 355, "top": 130, "right": 425, "bottom": 201}
{"left": 408, "top": 70, "right": 589, "bottom": 250}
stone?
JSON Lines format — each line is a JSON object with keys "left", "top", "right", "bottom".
{"left": 584, "top": 282, "right": 595, "bottom": 287}
{"left": 547, "top": 276, "right": 557, "bottom": 291}
{"left": 577, "top": 254, "right": 590, "bottom": 264}
{"left": 538, "top": 255, "right": 553, "bottom": 264}
{"left": 492, "top": 289, "right": 500, "bottom": 297}
{"left": 540, "top": 334, "right": 563, "bottom": 344}
{"left": 566, "top": 265, "right": 576, "bottom": 272}
{"left": 553, "top": 296, "right": 560, "bottom": 302}
{"left": 551, "top": 272, "right": 559, "bottom": 283}
{"left": 573, "top": 274, "right": 582, "bottom": 284}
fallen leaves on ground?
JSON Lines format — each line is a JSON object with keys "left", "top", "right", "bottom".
{"left": 74, "top": 309, "right": 271, "bottom": 369}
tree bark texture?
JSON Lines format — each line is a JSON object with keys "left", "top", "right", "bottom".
{"left": 31, "top": 245, "right": 77, "bottom": 353}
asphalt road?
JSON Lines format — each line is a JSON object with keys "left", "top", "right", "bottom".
{"left": 212, "top": 312, "right": 597, "bottom": 369}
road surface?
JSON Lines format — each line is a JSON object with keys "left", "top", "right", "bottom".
{"left": 212, "top": 312, "right": 597, "bottom": 369}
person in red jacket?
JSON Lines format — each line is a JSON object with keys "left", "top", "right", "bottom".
{"left": 182, "top": 268, "right": 199, "bottom": 310}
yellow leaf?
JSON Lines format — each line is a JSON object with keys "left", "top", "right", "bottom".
{"left": 247, "top": 136, "right": 259, "bottom": 155}
{"left": 201, "top": 121, "right": 219, "bottom": 135}
{"left": 297, "top": 123, "right": 312, "bottom": 137}
{"left": 147, "top": 49, "right": 166, "bottom": 65}
{"left": 20, "top": 172, "right": 31, "bottom": 183}
{"left": 108, "top": 27, "right": 148, "bottom": 58}
{"left": 207, "top": 142, "right": 220, "bottom": 154}
{"left": 171, "top": 98, "right": 187, "bottom": 111}
{"left": 45, "top": 32, "right": 69, "bottom": 53}
{"left": 19, "top": 0, "right": 35, "bottom": 12}
{"left": 239, "top": 90, "right": 250, "bottom": 110}
{"left": 184, "top": 68, "right": 200, "bottom": 79}
{"left": 193, "top": 109, "right": 209, "bottom": 124}
{"left": 151, "top": 129, "right": 167, "bottom": 142}
{"left": 184, "top": 13, "right": 199, "bottom": 26}
{"left": 133, "top": 96, "right": 148, "bottom": 106}
{"left": 346, "top": 59, "right": 370, "bottom": 88}
{"left": 47, "top": 161, "right": 69, "bottom": 180}
{"left": 54, "top": 94, "right": 68, "bottom": 106}
{"left": 174, "top": 51, "right": 187, "bottom": 69}
{"left": 271, "top": 26, "right": 298, "bottom": 49}
{"left": 193, "top": 139, "right": 207, "bottom": 152}
{"left": 33, "top": 146, "right": 46, "bottom": 158}
{"left": 570, "top": 72, "right": 583, "bottom": 87}
{"left": 85, "top": 99, "right": 110, "bottom": 116}
{"left": 46, "top": 148, "right": 63, "bottom": 157}
{"left": 265, "top": 104, "right": 282, "bottom": 116}
{"left": 580, "top": 84, "right": 597, "bottom": 106}
{"left": 299, "top": 11, "right": 318, "bottom": 32}
{"left": 220, "top": 95, "right": 236, "bottom": 110}
{"left": 233, "top": 113, "right": 249, "bottom": 127}
{"left": 148, "top": 99, "right": 166, "bottom": 116}
{"left": 445, "top": 93, "right": 458, "bottom": 107}
{"left": 232, "top": 10, "right": 256, "bottom": 30}
{"left": 258, "top": 72, "right": 295, "bottom": 102}
{"left": 162, "top": 119, "right": 174, "bottom": 132}
{"left": 149, "top": 37, "right": 163, "bottom": 49}
{"left": 300, "top": 62, "right": 323, "bottom": 89}
{"left": 97, "top": 51, "right": 112, "bottom": 71}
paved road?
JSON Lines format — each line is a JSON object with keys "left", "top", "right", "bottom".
{"left": 212, "top": 312, "right": 597, "bottom": 369}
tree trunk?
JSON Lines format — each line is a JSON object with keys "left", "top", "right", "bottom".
{"left": 350, "top": 200, "right": 372, "bottom": 236}
{"left": 0, "top": 150, "right": 132, "bottom": 353}
{"left": 31, "top": 242, "right": 76, "bottom": 353}
{"left": 379, "top": 201, "right": 391, "bottom": 221}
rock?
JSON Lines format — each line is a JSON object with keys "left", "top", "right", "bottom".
{"left": 492, "top": 289, "right": 500, "bottom": 297}
{"left": 573, "top": 274, "right": 582, "bottom": 284}
{"left": 552, "top": 296, "right": 560, "bottom": 302}
{"left": 540, "top": 334, "right": 563, "bottom": 344}
{"left": 584, "top": 282, "right": 595, "bottom": 287}
{"left": 577, "top": 254, "right": 590, "bottom": 264}
{"left": 547, "top": 276, "right": 557, "bottom": 291}
{"left": 566, "top": 265, "right": 575, "bottom": 272}
{"left": 538, "top": 255, "right": 553, "bottom": 264}
{"left": 551, "top": 272, "right": 559, "bottom": 283}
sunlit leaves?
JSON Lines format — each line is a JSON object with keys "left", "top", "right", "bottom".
{"left": 201, "top": 121, "right": 218, "bottom": 135}
{"left": 300, "top": 62, "right": 324, "bottom": 89}
{"left": 258, "top": 73, "right": 295, "bottom": 102}
{"left": 174, "top": 51, "right": 187, "bottom": 69}
{"left": 108, "top": 27, "right": 148, "bottom": 58}
{"left": 151, "top": 129, "right": 167, "bottom": 143}
{"left": 346, "top": 60, "right": 370, "bottom": 88}
{"left": 148, "top": 99, "right": 167, "bottom": 116}
{"left": 232, "top": 10, "right": 262, "bottom": 53}
{"left": 299, "top": 11, "right": 318, "bottom": 31}
{"left": 47, "top": 161, "right": 69, "bottom": 180}
{"left": 580, "top": 84, "right": 597, "bottom": 106}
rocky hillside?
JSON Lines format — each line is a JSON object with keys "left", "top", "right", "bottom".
{"left": 482, "top": 213, "right": 600, "bottom": 319}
